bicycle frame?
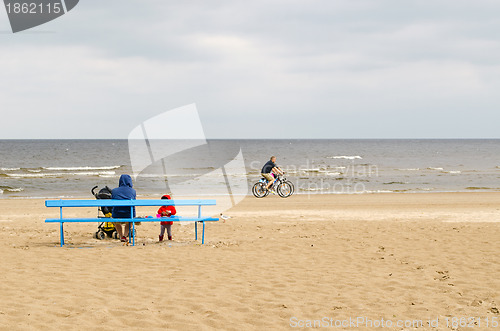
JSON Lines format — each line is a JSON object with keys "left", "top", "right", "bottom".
{"left": 261, "top": 175, "right": 281, "bottom": 187}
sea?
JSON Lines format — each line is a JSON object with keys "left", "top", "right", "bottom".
{"left": 1, "top": 139, "right": 500, "bottom": 199}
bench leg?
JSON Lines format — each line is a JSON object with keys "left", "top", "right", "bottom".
{"left": 129, "top": 206, "right": 134, "bottom": 246}
{"left": 59, "top": 206, "right": 64, "bottom": 247}
{"left": 132, "top": 222, "right": 135, "bottom": 246}
{"left": 202, "top": 221, "right": 205, "bottom": 244}
{"left": 60, "top": 222, "right": 64, "bottom": 247}
{"left": 195, "top": 222, "right": 198, "bottom": 241}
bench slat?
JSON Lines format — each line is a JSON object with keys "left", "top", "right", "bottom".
{"left": 45, "top": 217, "right": 219, "bottom": 223}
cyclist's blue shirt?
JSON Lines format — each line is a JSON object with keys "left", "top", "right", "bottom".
{"left": 261, "top": 161, "right": 276, "bottom": 173}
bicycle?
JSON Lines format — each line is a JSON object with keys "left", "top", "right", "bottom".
{"left": 252, "top": 174, "right": 294, "bottom": 198}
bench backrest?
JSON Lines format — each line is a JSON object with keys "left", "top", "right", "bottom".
{"left": 45, "top": 199, "right": 216, "bottom": 208}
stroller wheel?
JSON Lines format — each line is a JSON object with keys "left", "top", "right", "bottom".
{"left": 112, "top": 231, "right": 119, "bottom": 240}
{"left": 96, "top": 231, "right": 106, "bottom": 240}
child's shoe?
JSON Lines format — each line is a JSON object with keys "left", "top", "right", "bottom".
{"left": 159, "top": 235, "right": 164, "bottom": 242}
{"left": 168, "top": 236, "right": 172, "bottom": 241}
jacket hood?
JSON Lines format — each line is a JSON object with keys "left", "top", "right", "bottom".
{"left": 118, "top": 174, "right": 133, "bottom": 188}
{"left": 161, "top": 194, "right": 171, "bottom": 200}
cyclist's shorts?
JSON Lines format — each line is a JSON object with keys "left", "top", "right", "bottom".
{"left": 262, "top": 173, "right": 274, "bottom": 182}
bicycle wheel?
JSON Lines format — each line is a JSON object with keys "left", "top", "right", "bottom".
{"left": 252, "top": 182, "right": 269, "bottom": 198}
{"left": 263, "top": 182, "right": 271, "bottom": 197}
{"left": 285, "top": 180, "right": 294, "bottom": 196}
{"left": 277, "top": 181, "right": 293, "bottom": 198}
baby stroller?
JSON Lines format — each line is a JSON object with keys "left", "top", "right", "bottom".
{"left": 91, "top": 186, "right": 118, "bottom": 240}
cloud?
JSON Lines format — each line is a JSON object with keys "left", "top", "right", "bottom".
{"left": 0, "top": 0, "right": 500, "bottom": 138}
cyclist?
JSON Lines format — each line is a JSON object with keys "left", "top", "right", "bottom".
{"left": 261, "top": 156, "right": 284, "bottom": 191}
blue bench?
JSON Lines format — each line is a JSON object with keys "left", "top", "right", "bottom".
{"left": 45, "top": 199, "right": 219, "bottom": 247}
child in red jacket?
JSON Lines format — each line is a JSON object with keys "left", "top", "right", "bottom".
{"left": 158, "top": 194, "right": 176, "bottom": 241}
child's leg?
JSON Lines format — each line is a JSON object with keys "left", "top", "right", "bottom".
{"left": 160, "top": 224, "right": 166, "bottom": 236}
{"left": 124, "top": 222, "right": 130, "bottom": 237}
{"left": 166, "top": 224, "right": 172, "bottom": 238}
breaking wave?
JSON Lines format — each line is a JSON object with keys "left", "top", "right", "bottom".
{"left": 327, "top": 156, "right": 362, "bottom": 160}
{"left": 0, "top": 186, "right": 24, "bottom": 194}
{"left": 43, "top": 166, "right": 122, "bottom": 171}
{"left": 5, "top": 171, "right": 116, "bottom": 178}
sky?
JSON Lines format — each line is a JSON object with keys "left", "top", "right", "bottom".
{"left": 1, "top": 0, "right": 500, "bottom": 139}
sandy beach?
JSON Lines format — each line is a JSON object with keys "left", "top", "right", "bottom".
{"left": 0, "top": 192, "right": 498, "bottom": 330}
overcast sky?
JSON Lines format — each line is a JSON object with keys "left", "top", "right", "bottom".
{"left": 1, "top": 0, "right": 500, "bottom": 139}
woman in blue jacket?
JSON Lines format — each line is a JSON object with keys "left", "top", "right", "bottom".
{"left": 112, "top": 174, "right": 136, "bottom": 242}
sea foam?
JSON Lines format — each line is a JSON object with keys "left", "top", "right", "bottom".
{"left": 327, "top": 156, "right": 362, "bottom": 160}
{"left": 6, "top": 171, "right": 116, "bottom": 178}
{"left": 43, "top": 166, "right": 121, "bottom": 171}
